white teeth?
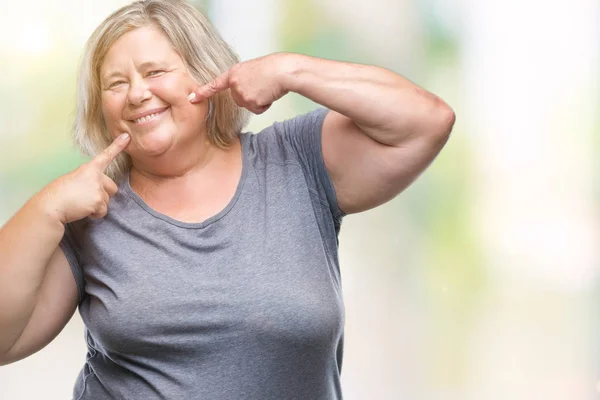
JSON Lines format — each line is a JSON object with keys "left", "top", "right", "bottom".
{"left": 134, "top": 112, "right": 159, "bottom": 124}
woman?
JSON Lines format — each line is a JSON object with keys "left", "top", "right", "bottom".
{"left": 0, "top": 0, "right": 454, "bottom": 398}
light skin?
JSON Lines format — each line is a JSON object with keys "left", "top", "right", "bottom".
{"left": 190, "top": 52, "right": 455, "bottom": 214}
{"left": 0, "top": 22, "right": 455, "bottom": 366}
{"left": 100, "top": 26, "right": 455, "bottom": 217}
{"left": 100, "top": 26, "right": 242, "bottom": 220}
{"left": 0, "top": 132, "right": 128, "bottom": 365}
{"left": 48, "top": 133, "right": 131, "bottom": 223}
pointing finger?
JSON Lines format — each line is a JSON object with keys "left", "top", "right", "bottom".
{"left": 91, "top": 133, "right": 130, "bottom": 171}
{"left": 189, "top": 71, "right": 230, "bottom": 103}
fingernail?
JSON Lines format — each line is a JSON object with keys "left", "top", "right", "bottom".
{"left": 188, "top": 92, "right": 197, "bottom": 101}
{"left": 120, "top": 133, "right": 130, "bottom": 140}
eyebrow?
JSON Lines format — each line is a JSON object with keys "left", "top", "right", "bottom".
{"left": 102, "top": 71, "right": 124, "bottom": 82}
{"left": 139, "top": 61, "right": 166, "bottom": 71}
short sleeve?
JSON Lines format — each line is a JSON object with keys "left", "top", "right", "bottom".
{"left": 58, "top": 219, "right": 87, "bottom": 304}
{"left": 273, "top": 108, "right": 345, "bottom": 222}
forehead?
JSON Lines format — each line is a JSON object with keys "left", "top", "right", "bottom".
{"left": 100, "top": 26, "right": 182, "bottom": 76}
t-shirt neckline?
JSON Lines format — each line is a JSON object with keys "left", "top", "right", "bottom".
{"left": 121, "top": 134, "right": 248, "bottom": 229}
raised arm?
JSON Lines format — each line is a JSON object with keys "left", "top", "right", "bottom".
{"left": 190, "top": 53, "right": 455, "bottom": 214}
{"left": 283, "top": 54, "right": 455, "bottom": 214}
{"left": 0, "top": 133, "right": 130, "bottom": 364}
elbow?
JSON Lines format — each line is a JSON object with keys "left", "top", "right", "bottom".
{"left": 444, "top": 105, "right": 456, "bottom": 132}
{"left": 435, "top": 103, "right": 456, "bottom": 139}
{"left": 419, "top": 103, "right": 455, "bottom": 149}
{"left": 412, "top": 87, "right": 456, "bottom": 141}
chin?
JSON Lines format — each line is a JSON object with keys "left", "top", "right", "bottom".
{"left": 132, "top": 129, "right": 175, "bottom": 157}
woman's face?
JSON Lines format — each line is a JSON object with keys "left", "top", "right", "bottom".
{"left": 100, "top": 25, "right": 207, "bottom": 158}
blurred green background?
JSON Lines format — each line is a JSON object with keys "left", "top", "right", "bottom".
{"left": 0, "top": 0, "right": 598, "bottom": 399}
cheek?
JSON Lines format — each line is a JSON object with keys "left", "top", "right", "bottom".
{"left": 170, "top": 102, "right": 207, "bottom": 129}
{"left": 101, "top": 94, "right": 126, "bottom": 125}
{"left": 150, "top": 78, "right": 192, "bottom": 105}
{"left": 150, "top": 80, "right": 206, "bottom": 121}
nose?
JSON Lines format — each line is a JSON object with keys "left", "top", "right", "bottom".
{"left": 127, "top": 78, "right": 152, "bottom": 106}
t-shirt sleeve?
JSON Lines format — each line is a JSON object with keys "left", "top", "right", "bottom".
{"left": 273, "top": 107, "right": 345, "bottom": 223}
{"left": 58, "top": 219, "right": 87, "bottom": 304}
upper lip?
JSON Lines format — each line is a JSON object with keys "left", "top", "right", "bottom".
{"left": 127, "top": 107, "right": 168, "bottom": 121}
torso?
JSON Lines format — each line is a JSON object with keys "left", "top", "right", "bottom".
{"left": 63, "top": 109, "right": 346, "bottom": 400}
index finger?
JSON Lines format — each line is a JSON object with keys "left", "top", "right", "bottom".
{"left": 189, "top": 71, "right": 230, "bottom": 103}
{"left": 91, "top": 133, "right": 131, "bottom": 171}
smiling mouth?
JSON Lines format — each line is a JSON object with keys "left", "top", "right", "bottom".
{"left": 131, "top": 108, "right": 168, "bottom": 125}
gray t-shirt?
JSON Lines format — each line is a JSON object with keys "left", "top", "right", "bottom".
{"left": 60, "top": 108, "right": 346, "bottom": 400}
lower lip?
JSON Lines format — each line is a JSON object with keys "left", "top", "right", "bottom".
{"left": 131, "top": 108, "right": 168, "bottom": 127}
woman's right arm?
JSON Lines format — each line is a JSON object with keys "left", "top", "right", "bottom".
{"left": 0, "top": 196, "right": 78, "bottom": 365}
{"left": 0, "top": 132, "right": 131, "bottom": 365}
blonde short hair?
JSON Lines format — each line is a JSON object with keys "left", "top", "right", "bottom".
{"left": 74, "top": 0, "right": 249, "bottom": 180}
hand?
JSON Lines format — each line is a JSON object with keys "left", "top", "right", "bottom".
{"left": 189, "top": 53, "right": 291, "bottom": 114}
{"left": 41, "top": 133, "right": 131, "bottom": 224}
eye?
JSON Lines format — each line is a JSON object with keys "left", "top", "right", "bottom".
{"left": 108, "top": 80, "right": 126, "bottom": 89}
{"left": 148, "top": 70, "right": 165, "bottom": 77}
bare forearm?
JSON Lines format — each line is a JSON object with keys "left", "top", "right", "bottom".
{"left": 281, "top": 53, "right": 455, "bottom": 146}
{"left": 0, "top": 191, "right": 65, "bottom": 353}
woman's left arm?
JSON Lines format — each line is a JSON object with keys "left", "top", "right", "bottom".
{"left": 191, "top": 53, "right": 455, "bottom": 214}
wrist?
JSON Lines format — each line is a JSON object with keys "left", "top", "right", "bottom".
{"left": 31, "top": 187, "right": 66, "bottom": 227}
{"left": 276, "top": 52, "right": 310, "bottom": 93}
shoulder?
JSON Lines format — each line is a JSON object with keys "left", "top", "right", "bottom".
{"left": 269, "top": 108, "right": 329, "bottom": 138}
{"left": 242, "top": 108, "right": 330, "bottom": 165}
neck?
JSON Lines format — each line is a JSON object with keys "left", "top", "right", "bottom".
{"left": 129, "top": 136, "right": 241, "bottom": 195}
